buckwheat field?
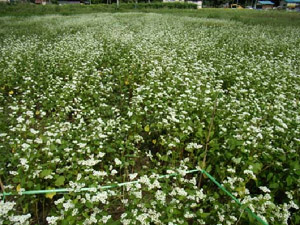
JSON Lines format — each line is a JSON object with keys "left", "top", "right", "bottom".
{"left": 0, "top": 11, "right": 299, "bottom": 225}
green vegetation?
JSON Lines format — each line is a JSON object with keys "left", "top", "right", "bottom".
{"left": 1, "top": 3, "right": 300, "bottom": 27}
{"left": 0, "top": 6, "right": 299, "bottom": 225}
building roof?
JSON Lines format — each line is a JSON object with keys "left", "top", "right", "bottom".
{"left": 258, "top": 1, "right": 274, "bottom": 4}
{"left": 285, "top": 0, "right": 300, "bottom": 3}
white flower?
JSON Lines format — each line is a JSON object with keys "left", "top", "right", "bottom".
{"left": 93, "top": 170, "right": 107, "bottom": 177}
{"left": 91, "top": 191, "right": 108, "bottom": 204}
{"left": 35, "top": 138, "right": 43, "bottom": 144}
{"left": 101, "top": 215, "right": 111, "bottom": 223}
{"left": 30, "top": 128, "right": 39, "bottom": 134}
{"left": 155, "top": 190, "right": 166, "bottom": 204}
{"left": 129, "top": 173, "right": 138, "bottom": 180}
{"left": 0, "top": 201, "right": 15, "bottom": 216}
{"left": 98, "top": 152, "right": 105, "bottom": 158}
{"left": 184, "top": 211, "right": 194, "bottom": 219}
{"left": 114, "top": 158, "right": 122, "bottom": 165}
{"left": 132, "top": 191, "right": 142, "bottom": 199}
{"left": 9, "top": 214, "right": 31, "bottom": 224}
{"left": 259, "top": 186, "right": 271, "bottom": 193}
{"left": 46, "top": 216, "right": 59, "bottom": 225}
{"left": 21, "top": 143, "right": 30, "bottom": 150}
{"left": 25, "top": 111, "right": 33, "bottom": 117}
{"left": 16, "top": 116, "right": 25, "bottom": 123}
{"left": 63, "top": 200, "right": 74, "bottom": 211}
{"left": 111, "top": 169, "right": 118, "bottom": 175}
{"left": 78, "top": 143, "right": 87, "bottom": 148}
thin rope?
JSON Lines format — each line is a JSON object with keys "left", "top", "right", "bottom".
{"left": 0, "top": 168, "right": 268, "bottom": 225}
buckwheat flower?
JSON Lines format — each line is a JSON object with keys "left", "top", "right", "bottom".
{"left": 91, "top": 191, "right": 108, "bottom": 204}
{"left": 44, "top": 175, "right": 53, "bottom": 179}
{"left": 101, "top": 215, "right": 111, "bottom": 223}
{"left": 244, "top": 169, "right": 256, "bottom": 180}
{"left": 135, "top": 183, "right": 141, "bottom": 189}
{"left": 72, "top": 208, "right": 78, "bottom": 216}
{"left": 9, "top": 214, "right": 31, "bottom": 224}
{"left": 146, "top": 151, "right": 153, "bottom": 159}
{"left": 16, "top": 116, "right": 24, "bottom": 123}
{"left": 114, "top": 158, "right": 122, "bottom": 165}
{"left": 259, "top": 186, "right": 271, "bottom": 193}
{"left": 184, "top": 211, "right": 194, "bottom": 219}
{"left": 26, "top": 111, "right": 34, "bottom": 117}
{"left": 176, "top": 187, "right": 187, "bottom": 197}
{"left": 285, "top": 191, "right": 293, "bottom": 200}
{"left": 218, "top": 212, "right": 225, "bottom": 222}
{"left": 0, "top": 201, "right": 15, "bottom": 215}
{"left": 78, "top": 143, "right": 87, "bottom": 148}
{"left": 63, "top": 200, "right": 74, "bottom": 211}
{"left": 84, "top": 213, "right": 97, "bottom": 225}
{"left": 149, "top": 179, "right": 161, "bottom": 190}
{"left": 30, "top": 128, "right": 39, "bottom": 134}
{"left": 121, "top": 213, "right": 128, "bottom": 220}
{"left": 139, "top": 175, "right": 150, "bottom": 186}
{"left": 227, "top": 168, "right": 235, "bottom": 173}
{"left": 9, "top": 171, "right": 18, "bottom": 175}
{"left": 111, "top": 169, "right": 118, "bottom": 175}
{"left": 54, "top": 197, "right": 65, "bottom": 205}
{"left": 79, "top": 159, "right": 100, "bottom": 166}
{"left": 34, "top": 138, "right": 43, "bottom": 144}
{"left": 136, "top": 213, "right": 148, "bottom": 224}
{"left": 167, "top": 170, "right": 175, "bottom": 174}
{"left": 195, "top": 189, "right": 205, "bottom": 200}
{"left": 289, "top": 201, "right": 299, "bottom": 210}
{"left": 121, "top": 199, "right": 128, "bottom": 205}
{"left": 21, "top": 143, "right": 30, "bottom": 150}
{"left": 155, "top": 190, "right": 166, "bottom": 204}
{"left": 46, "top": 216, "right": 59, "bottom": 225}
{"left": 98, "top": 134, "right": 107, "bottom": 139}
{"left": 93, "top": 170, "right": 107, "bottom": 177}
{"left": 168, "top": 143, "right": 176, "bottom": 148}
{"left": 133, "top": 191, "right": 142, "bottom": 199}
{"left": 129, "top": 173, "right": 138, "bottom": 180}
{"left": 20, "top": 158, "right": 29, "bottom": 171}
{"left": 98, "top": 152, "right": 105, "bottom": 158}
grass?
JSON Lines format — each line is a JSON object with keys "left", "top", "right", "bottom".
{"left": 1, "top": 3, "right": 300, "bottom": 27}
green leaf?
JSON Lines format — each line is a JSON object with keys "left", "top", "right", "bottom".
{"left": 196, "top": 127, "right": 203, "bottom": 138}
{"left": 267, "top": 173, "right": 273, "bottom": 181}
{"left": 55, "top": 176, "right": 65, "bottom": 186}
{"left": 144, "top": 125, "right": 150, "bottom": 132}
{"left": 86, "top": 201, "right": 93, "bottom": 208}
{"left": 206, "top": 164, "right": 212, "bottom": 173}
{"left": 270, "top": 183, "right": 279, "bottom": 189}
{"left": 252, "top": 162, "right": 263, "bottom": 173}
{"left": 40, "top": 169, "right": 52, "bottom": 178}
{"left": 286, "top": 175, "right": 293, "bottom": 186}
{"left": 200, "top": 213, "right": 210, "bottom": 218}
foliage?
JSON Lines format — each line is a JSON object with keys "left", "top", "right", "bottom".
{"left": 1, "top": 5, "right": 300, "bottom": 27}
{"left": 0, "top": 10, "right": 299, "bottom": 225}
